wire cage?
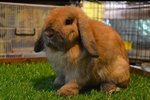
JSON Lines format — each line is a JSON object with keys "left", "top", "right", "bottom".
{"left": 0, "top": 2, "right": 60, "bottom": 59}
{"left": 0, "top": 1, "right": 150, "bottom": 70}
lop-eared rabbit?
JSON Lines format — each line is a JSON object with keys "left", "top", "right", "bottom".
{"left": 34, "top": 6, "right": 130, "bottom": 96}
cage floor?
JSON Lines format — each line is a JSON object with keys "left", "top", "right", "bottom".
{"left": 131, "top": 65, "right": 150, "bottom": 73}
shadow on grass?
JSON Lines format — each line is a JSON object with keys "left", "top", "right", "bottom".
{"left": 32, "top": 76, "right": 105, "bottom": 95}
{"left": 32, "top": 76, "right": 107, "bottom": 95}
{"left": 32, "top": 75, "right": 94, "bottom": 95}
{"left": 32, "top": 75, "right": 60, "bottom": 92}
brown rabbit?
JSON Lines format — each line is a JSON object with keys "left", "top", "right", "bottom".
{"left": 34, "top": 6, "right": 130, "bottom": 96}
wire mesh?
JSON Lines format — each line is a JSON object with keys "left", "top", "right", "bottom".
{"left": 81, "top": 1, "right": 150, "bottom": 63}
{"left": 0, "top": 2, "right": 59, "bottom": 58}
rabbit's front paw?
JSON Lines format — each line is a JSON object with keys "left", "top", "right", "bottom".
{"left": 57, "top": 81, "right": 79, "bottom": 96}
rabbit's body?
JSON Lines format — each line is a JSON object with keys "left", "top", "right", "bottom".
{"left": 45, "top": 44, "right": 91, "bottom": 86}
{"left": 34, "top": 6, "right": 130, "bottom": 96}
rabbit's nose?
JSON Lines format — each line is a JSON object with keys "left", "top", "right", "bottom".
{"left": 44, "top": 31, "right": 54, "bottom": 38}
{"left": 47, "top": 33, "right": 54, "bottom": 38}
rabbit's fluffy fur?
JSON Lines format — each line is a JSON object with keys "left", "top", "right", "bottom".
{"left": 34, "top": 6, "right": 130, "bottom": 96}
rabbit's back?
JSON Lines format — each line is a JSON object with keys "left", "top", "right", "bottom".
{"left": 89, "top": 20, "right": 130, "bottom": 87}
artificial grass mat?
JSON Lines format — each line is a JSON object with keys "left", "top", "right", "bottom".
{"left": 0, "top": 62, "right": 150, "bottom": 100}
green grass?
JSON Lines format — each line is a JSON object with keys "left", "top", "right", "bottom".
{"left": 0, "top": 62, "right": 150, "bottom": 100}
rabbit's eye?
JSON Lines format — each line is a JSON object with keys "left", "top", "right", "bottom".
{"left": 65, "top": 17, "right": 74, "bottom": 25}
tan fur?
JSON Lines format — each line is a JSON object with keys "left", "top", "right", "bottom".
{"left": 34, "top": 6, "right": 130, "bottom": 96}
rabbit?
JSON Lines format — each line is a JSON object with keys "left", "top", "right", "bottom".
{"left": 34, "top": 6, "right": 130, "bottom": 96}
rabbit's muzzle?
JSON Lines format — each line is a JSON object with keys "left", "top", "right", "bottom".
{"left": 43, "top": 31, "right": 69, "bottom": 51}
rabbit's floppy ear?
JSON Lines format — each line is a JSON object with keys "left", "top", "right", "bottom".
{"left": 77, "top": 10, "right": 99, "bottom": 57}
{"left": 34, "top": 34, "right": 44, "bottom": 52}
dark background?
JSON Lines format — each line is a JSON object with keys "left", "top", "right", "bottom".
{"left": 0, "top": 0, "right": 148, "bottom": 5}
{"left": 0, "top": 0, "right": 76, "bottom": 5}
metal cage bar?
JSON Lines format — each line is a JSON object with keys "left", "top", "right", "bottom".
{"left": 0, "top": 2, "right": 61, "bottom": 59}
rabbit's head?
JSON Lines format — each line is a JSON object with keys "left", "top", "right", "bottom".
{"left": 34, "top": 6, "right": 99, "bottom": 57}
